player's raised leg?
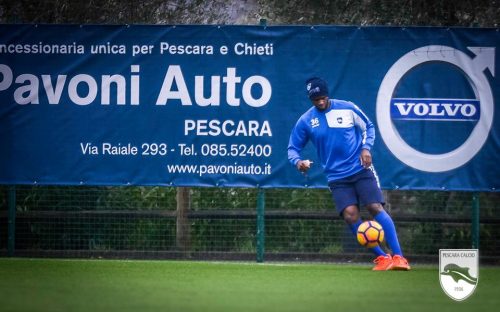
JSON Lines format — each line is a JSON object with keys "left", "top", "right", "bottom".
{"left": 343, "top": 206, "right": 393, "bottom": 271}
{"left": 369, "top": 206, "right": 410, "bottom": 271}
{"left": 356, "top": 168, "right": 410, "bottom": 271}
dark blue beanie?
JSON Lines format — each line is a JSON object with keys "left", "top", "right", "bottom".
{"left": 306, "top": 77, "right": 328, "bottom": 99}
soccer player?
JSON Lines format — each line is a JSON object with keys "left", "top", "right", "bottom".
{"left": 287, "top": 77, "right": 410, "bottom": 271}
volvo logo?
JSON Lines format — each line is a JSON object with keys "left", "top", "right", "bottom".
{"left": 376, "top": 45, "right": 495, "bottom": 172}
{"left": 391, "top": 99, "right": 480, "bottom": 121}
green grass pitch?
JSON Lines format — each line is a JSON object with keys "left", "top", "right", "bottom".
{"left": 0, "top": 258, "right": 499, "bottom": 312}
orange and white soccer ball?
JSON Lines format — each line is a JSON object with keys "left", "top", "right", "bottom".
{"left": 357, "top": 220, "right": 384, "bottom": 248}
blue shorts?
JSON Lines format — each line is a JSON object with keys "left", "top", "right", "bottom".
{"left": 328, "top": 168, "right": 385, "bottom": 215}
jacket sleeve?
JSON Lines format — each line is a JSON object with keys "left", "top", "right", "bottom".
{"left": 351, "top": 103, "right": 375, "bottom": 151}
{"left": 287, "top": 118, "right": 309, "bottom": 166}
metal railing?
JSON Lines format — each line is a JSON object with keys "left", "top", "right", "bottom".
{"left": 1, "top": 186, "right": 498, "bottom": 264}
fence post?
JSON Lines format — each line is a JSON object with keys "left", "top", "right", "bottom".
{"left": 255, "top": 17, "right": 268, "bottom": 264}
{"left": 176, "top": 187, "right": 191, "bottom": 257}
{"left": 256, "top": 188, "right": 265, "bottom": 263}
{"left": 7, "top": 186, "right": 16, "bottom": 257}
{"left": 471, "top": 192, "right": 480, "bottom": 249}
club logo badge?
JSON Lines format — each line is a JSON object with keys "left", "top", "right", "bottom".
{"left": 439, "top": 249, "right": 479, "bottom": 301}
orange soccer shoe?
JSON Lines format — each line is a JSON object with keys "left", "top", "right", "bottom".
{"left": 391, "top": 255, "right": 411, "bottom": 271}
{"left": 372, "top": 255, "right": 393, "bottom": 271}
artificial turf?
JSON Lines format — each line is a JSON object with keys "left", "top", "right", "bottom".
{"left": 0, "top": 258, "right": 498, "bottom": 312}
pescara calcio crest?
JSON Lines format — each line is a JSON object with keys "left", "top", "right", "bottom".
{"left": 439, "top": 249, "right": 479, "bottom": 301}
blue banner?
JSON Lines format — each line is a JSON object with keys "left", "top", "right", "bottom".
{"left": 0, "top": 25, "right": 498, "bottom": 190}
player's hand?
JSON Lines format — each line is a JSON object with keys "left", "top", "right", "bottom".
{"left": 296, "top": 159, "right": 313, "bottom": 173}
{"left": 360, "top": 149, "right": 372, "bottom": 168}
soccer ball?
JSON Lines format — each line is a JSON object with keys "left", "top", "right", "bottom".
{"left": 357, "top": 220, "right": 384, "bottom": 248}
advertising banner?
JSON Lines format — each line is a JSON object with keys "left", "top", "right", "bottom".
{"left": 0, "top": 25, "right": 498, "bottom": 190}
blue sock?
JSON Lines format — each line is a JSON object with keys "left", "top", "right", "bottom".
{"left": 374, "top": 210, "right": 403, "bottom": 256}
{"left": 349, "top": 220, "right": 386, "bottom": 257}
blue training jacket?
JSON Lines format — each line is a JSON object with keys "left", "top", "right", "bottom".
{"left": 287, "top": 99, "right": 375, "bottom": 182}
